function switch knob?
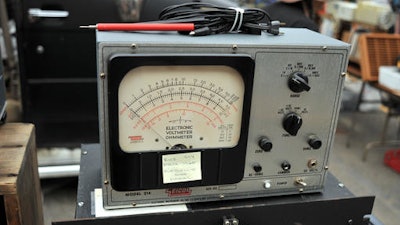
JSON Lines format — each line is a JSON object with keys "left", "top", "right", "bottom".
{"left": 288, "top": 72, "right": 311, "bottom": 93}
{"left": 282, "top": 113, "right": 303, "bottom": 136}
{"left": 258, "top": 137, "right": 273, "bottom": 152}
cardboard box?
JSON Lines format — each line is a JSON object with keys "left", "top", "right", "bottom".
{"left": 379, "top": 66, "right": 400, "bottom": 92}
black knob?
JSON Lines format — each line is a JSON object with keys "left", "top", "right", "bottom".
{"left": 281, "top": 161, "right": 291, "bottom": 171}
{"left": 282, "top": 113, "right": 303, "bottom": 136}
{"left": 308, "top": 135, "right": 322, "bottom": 149}
{"left": 171, "top": 144, "right": 188, "bottom": 150}
{"left": 288, "top": 72, "right": 310, "bottom": 93}
{"left": 258, "top": 137, "right": 273, "bottom": 152}
{"left": 253, "top": 163, "right": 262, "bottom": 173}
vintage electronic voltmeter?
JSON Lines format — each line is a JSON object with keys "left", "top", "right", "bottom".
{"left": 97, "top": 28, "right": 350, "bottom": 208}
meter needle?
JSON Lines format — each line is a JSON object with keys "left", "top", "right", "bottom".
{"left": 127, "top": 107, "right": 173, "bottom": 149}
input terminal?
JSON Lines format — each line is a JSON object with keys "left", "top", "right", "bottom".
{"left": 308, "top": 159, "right": 318, "bottom": 168}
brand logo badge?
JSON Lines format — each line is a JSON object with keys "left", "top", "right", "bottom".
{"left": 165, "top": 188, "right": 192, "bottom": 197}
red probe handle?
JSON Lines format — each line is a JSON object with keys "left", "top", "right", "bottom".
{"left": 96, "top": 23, "right": 195, "bottom": 31}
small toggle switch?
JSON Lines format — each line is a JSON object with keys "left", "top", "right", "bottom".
{"left": 295, "top": 178, "right": 307, "bottom": 187}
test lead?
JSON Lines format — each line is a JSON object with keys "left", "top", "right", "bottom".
{"left": 79, "top": 23, "right": 195, "bottom": 32}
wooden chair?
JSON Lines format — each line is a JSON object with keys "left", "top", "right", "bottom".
{"left": 358, "top": 33, "right": 400, "bottom": 81}
{"left": 356, "top": 33, "right": 400, "bottom": 160}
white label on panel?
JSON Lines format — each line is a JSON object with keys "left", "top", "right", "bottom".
{"left": 162, "top": 152, "right": 202, "bottom": 184}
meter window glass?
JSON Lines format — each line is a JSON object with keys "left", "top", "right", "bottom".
{"left": 118, "top": 65, "right": 245, "bottom": 153}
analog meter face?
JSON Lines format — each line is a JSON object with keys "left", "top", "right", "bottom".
{"left": 118, "top": 65, "right": 245, "bottom": 153}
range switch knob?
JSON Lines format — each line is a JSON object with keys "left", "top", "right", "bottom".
{"left": 308, "top": 135, "right": 322, "bottom": 149}
{"left": 288, "top": 72, "right": 310, "bottom": 93}
{"left": 282, "top": 113, "right": 303, "bottom": 136}
{"left": 258, "top": 137, "right": 273, "bottom": 152}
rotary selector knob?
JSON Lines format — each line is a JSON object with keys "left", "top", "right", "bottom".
{"left": 258, "top": 137, "right": 273, "bottom": 152}
{"left": 288, "top": 72, "right": 311, "bottom": 93}
{"left": 282, "top": 113, "right": 303, "bottom": 136}
{"left": 308, "top": 135, "right": 322, "bottom": 149}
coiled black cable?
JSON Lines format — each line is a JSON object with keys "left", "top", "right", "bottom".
{"left": 158, "top": 3, "right": 281, "bottom": 36}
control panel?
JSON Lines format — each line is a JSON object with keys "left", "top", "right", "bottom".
{"left": 97, "top": 28, "right": 350, "bottom": 208}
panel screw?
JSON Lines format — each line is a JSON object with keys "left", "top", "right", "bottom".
{"left": 82, "top": 151, "right": 88, "bottom": 155}
{"left": 322, "top": 46, "right": 328, "bottom": 51}
{"left": 100, "top": 73, "right": 106, "bottom": 79}
{"left": 341, "top": 72, "right": 347, "bottom": 77}
{"left": 78, "top": 202, "right": 84, "bottom": 207}
{"left": 324, "top": 166, "right": 329, "bottom": 170}
{"left": 132, "top": 202, "right": 137, "bottom": 207}
{"left": 36, "top": 45, "right": 45, "bottom": 54}
{"left": 232, "top": 44, "right": 238, "bottom": 51}
{"left": 348, "top": 219, "right": 353, "bottom": 225}
{"left": 104, "top": 180, "right": 109, "bottom": 185}
{"left": 131, "top": 43, "right": 137, "bottom": 49}
{"left": 219, "top": 194, "right": 225, "bottom": 199}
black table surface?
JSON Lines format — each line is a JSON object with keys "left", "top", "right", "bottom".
{"left": 53, "top": 143, "right": 375, "bottom": 225}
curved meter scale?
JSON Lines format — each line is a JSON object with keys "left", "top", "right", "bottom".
{"left": 118, "top": 65, "right": 244, "bottom": 152}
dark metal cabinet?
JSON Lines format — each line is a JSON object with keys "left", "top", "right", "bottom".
{"left": 13, "top": 0, "right": 123, "bottom": 147}
{"left": 0, "top": 51, "right": 6, "bottom": 123}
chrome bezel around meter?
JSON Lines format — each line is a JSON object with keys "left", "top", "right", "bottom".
{"left": 106, "top": 55, "right": 254, "bottom": 191}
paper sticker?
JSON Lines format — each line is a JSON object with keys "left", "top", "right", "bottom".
{"left": 162, "top": 152, "right": 202, "bottom": 184}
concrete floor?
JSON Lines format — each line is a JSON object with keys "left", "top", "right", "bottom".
{"left": 332, "top": 111, "right": 400, "bottom": 225}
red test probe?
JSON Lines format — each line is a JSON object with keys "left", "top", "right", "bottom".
{"left": 79, "top": 23, "right": 195, "bottom": 32}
